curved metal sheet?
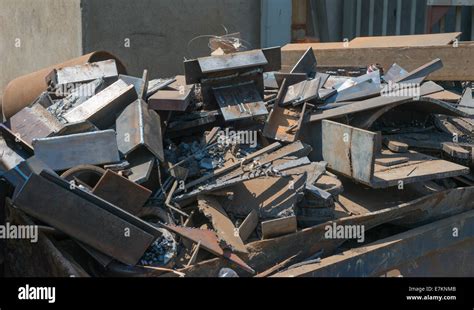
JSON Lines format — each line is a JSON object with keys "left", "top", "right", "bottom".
{"left": 350, "top": 97, "right": 469, "bottom": 129}
{"left": 2, "top": 51, "right": 127, "bottom": 119}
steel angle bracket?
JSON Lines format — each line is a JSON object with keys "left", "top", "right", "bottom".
{"left": 116, "top": 99, "right": 164, "bottom": 161}
{"left": 162, "top": 224, "right": 254, "bottom": 274}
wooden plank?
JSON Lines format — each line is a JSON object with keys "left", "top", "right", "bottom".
{"left": 272, "top": 210, "right": 474, "bottom": 277}
{"left": 282, "top": 42, "right": 474, "bottom": 81}
{"left": 238, "top": 209, "right": 259, "bottom": 242}
{"left": 261, "top": 215, "right": 297, "bottom": 239}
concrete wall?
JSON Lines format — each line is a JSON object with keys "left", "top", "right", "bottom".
{"left": 1, "top": 0, "right": 262, "bottom": 100}
{"left": 0, "top": 0, "right": 82, "bottom": 100}
{"left": 81, "top": 0, "right": 262, "bottom": 78}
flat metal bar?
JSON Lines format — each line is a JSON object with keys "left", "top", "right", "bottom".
{"left": 33, "top": 130, "right": 120, "bottom": 171}
{"left": 92, "top": 170, "right": 152, "bottom": 215}
{"left": 14, "top": 173, "right": 155, "bottom": 265}
{"left": 64, "top": 79, "right": 137, "bottom": 129}
{"left": 198, "top": 49, "right": 268, "bottom": 74}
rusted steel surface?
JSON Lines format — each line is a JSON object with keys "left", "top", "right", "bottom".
{"left": 213, "top": 82, "right": 268, "bottom": 121}
{"left": 92, "top": 170, "right": 152, "bottom": 215}
{"left": 350, "top": 97, "right": 469, "bottom": 130}
{"left": 64, "top": 79, "right": 137, "bottom": 129}
{"left": 5, "top": 202, "right": 89, "bottom": 277}
{"left": 47, "top": 59, "right": 118, "bottom": 88}
{"left": 180, "top": 186, "right": 474, "bottom": 276}
{"left": 197, "top": 195, "right": 247, "bottom": 253}
{"left": 116, "top": 99, "right": 164, "bottom": 161}
{"left": 321, "top": 120, "right": 469, "bottom": 188}
{"left": 161, "top": 224, "right": 254, "bottom": 274}
{"left": 33, "top": 130, "right": 120, "bottom": 171}
{"left": 13, "top": 173, "right": 155, "bottom": 265}
{"left": 273, "top": 210, "right": 474, "bottom": 277}
{"left": 2, "top": 51, "right": 127, "bottom": 119}
{"left": 9, "top": 103, "right": 64, "bottom": 145}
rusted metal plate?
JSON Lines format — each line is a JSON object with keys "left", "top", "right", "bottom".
{"left": 261, "top": 46, "right": 282, "bottom": 72}
{"left": 264, "top": 102, "right": 312, "bottom": 143}
{"left": 92, "top": 170, "right": 152, "bottom": 215}
{"left": 64, "top": 79, "right": 137, "bottom": 129}
{"left": 263, "top": 104, "right": 301, "bottom": 142}
{"left": 372, "top": 150, "right": 469, "bottom": 188}
{"left": 148, "top": 85, "right": 195, "bottom": 111}
{"left": 183, "top": 186, "right": 474, "bottom": 276}
{"left": 181, "top": 142, "right": 281, "bottom": 192}
{"left": 350, "top": 97, "right": 469, "bottom": 130}
{"left": 47, "top": 59, "right": 118, "bottom": 88}
{"left": 221, "top": 174, "right": 306, "bottom": 219}
{"left": 33, "top": 130, "right": 120, "bottom": 171}
{"left": 197, "top": 195, "right": 247, "bottom": 253}
{"left": 322, "top": 120, "right": 375, "bottom": 185}
{"left": 308, "top": 81, "right": 444, "bottom": 123}
{"left": 161, "top": 224, "right": 254, "bottom": 274}
{"left": 213, "top": 82, "right": 268, "bottom": 121}
{"left": 273, "top": 72, "right": 307, "bottom": 87}
{"left": 394, "top": 58, "right": 443, "bottom": 84}
{"left": 290, "top": 47, "right": 317, "bottom": 75}
{"left": 384, "top": 63, "right": 408, "bottom": 82}
{"left": 238, "top": 210, "right": 259, "bottom": 242}
{"left": 10, "top": 103, "right": 64, "bottom": 145}
{"left": 261, "top": 215, "right": 297, "bottom": 239}
{"left": 282, "top": 78, "right": 319, "bottom": 106}
{"left": 457, "top": 85, "right": 474, "bottom": 115}
{"left": 127, "top": 150, "right": 156, "bottom": 184}
{"left": 116, "top": 99, "right": 164, "bottom": 161}
{"left": 13, "top": 173, "right": 155, "bottom": 266}
{"left": 198, "top": 49, "right": 268, "bottom": 74}
{"left": 322, "top": 120, "right": 469, "bottom": 188}
{"left": 119, "top": 71, "right": 148, "bottom": 99}
{"left": 272, "top": 210, "right": 474, "bottom": 277}
{"left": 2, "top": 51, "right": 127, "bottom": 119}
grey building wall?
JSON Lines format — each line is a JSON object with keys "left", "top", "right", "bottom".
{"left": 81, "top": 0, "right": 261, "bottom": 79}
{"left": 1, "top": 0, "right": 261, "bottom": 99}
{"left": 0, "top": 0, "right": 83, "bottom": 100}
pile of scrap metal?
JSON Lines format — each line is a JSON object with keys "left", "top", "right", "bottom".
{"left": 1, "top": 41, "right": 474, "bottom": 278}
